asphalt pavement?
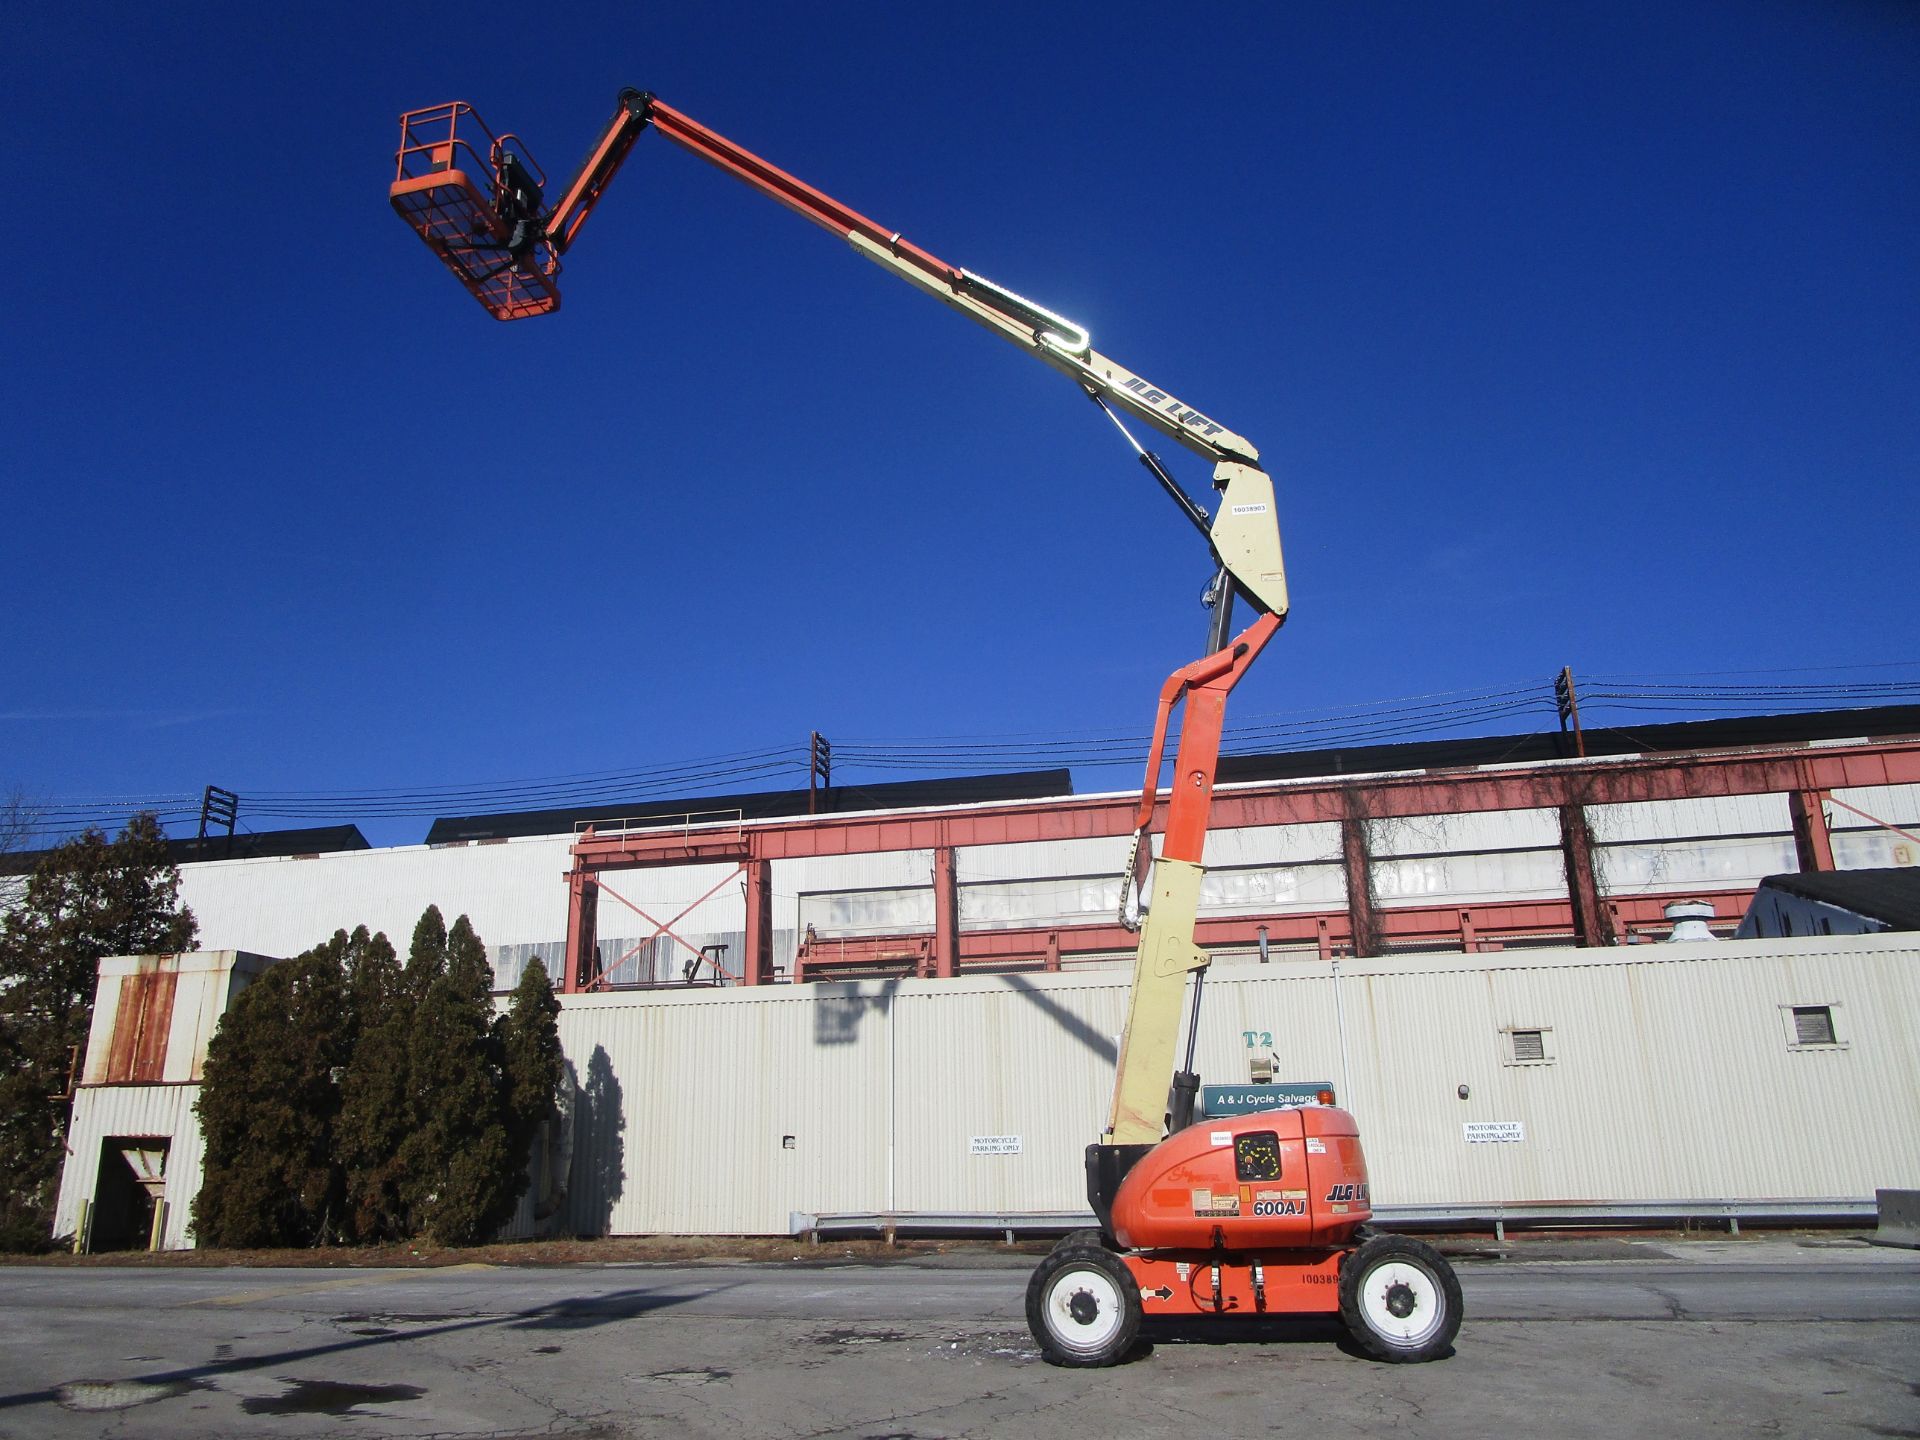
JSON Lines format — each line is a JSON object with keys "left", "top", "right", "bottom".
{"left": 0, "top": 1234, "right": 1914, "bottom": 1439}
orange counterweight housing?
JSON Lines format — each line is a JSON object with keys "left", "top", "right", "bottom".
{"left": 1109, "top": 1106, "right": 1372, "bottom": 1252}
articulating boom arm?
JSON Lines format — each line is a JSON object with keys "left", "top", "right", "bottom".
{"left": 502, "top": 88, "right": 1292, "bottom": 623}
{"left": 392, "top": 84, "right": 1294, "bottom": 1165}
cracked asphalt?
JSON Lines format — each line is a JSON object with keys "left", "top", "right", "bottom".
{"left": 0, "top": 1236, "right": 1915, "bottom": 1438}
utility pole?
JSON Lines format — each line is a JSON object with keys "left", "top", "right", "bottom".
{"left": 807, "top": 732, "right": 832, "bottom": 815}
{"left": 198, "top": 786, "right": 239, "bottom": 848}
{"left": 1554, "top": 667, "right": 1585, "bottom": 758}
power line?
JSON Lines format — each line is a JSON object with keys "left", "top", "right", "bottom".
{"left": 19, "top": 665, "right": 1919, "bottom": 844}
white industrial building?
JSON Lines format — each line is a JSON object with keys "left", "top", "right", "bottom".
{"left": 45, "top": 711, "right": 1920, "bottom": 1247}
{"left": 53, "top": 932, "right": 1920, "bottom": 1247}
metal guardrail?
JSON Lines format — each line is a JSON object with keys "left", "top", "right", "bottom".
{"left": 791, "top": 1210, "right": 1099, "bottom": 1243}
{"left": 574, "top": 809, "right": 746, "bottom": 842}
{"left": 790, "top": 1197, "right": 1881, "bottom": 1243}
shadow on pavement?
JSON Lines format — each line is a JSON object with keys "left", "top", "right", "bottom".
{"left": 0, "top": 1281, "right": 733, "bottom": 1413}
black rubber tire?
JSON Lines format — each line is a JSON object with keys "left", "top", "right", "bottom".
{"left": 1025, "top": 1244, "right": 1142, "bottom": 1367}
{"left": 1055, "top": 1228, "right": 1111, "bottom": 1252}
{"left": 1338, "top": 1234, "right": 1463, "bottom": 1363}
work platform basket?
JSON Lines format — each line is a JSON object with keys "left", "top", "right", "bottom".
{"left": 390, "top": 102, "right": 560, "bottom": 320}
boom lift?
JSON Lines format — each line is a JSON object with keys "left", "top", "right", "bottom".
{"left": 390, "top": 88, "right": 1462, "bottom": 1366}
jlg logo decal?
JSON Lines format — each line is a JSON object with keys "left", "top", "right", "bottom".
{"left": 1118, "top": 377, "right": 1225, "bottom": 438}
{"left": 1323, "top": 1182, "right": 1370, "bottom": 1204}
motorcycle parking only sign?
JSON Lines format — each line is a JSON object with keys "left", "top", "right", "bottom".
{"left": 969, "top": 1135, "right": 1022, "bottom": 1155}
{"left": 1463, "top": 1121, "right": 1525, "bottom": 1144}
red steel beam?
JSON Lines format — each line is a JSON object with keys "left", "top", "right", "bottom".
{"left": 570, "top": 739, "right": 1920, "bottom": 873}
{"left": 1340, "top": 812, "right": 1378, "bottom": 959}
{"left": 560, "top": 739, "right": 1919, "bottom": 987}
{"left": 932, "top": 845, "right": 959, "bottom": 979}
{"left": 1788, "top": 789, "right": 1836, "bottom": 872}
{"left": 792, "top": 889, "right": 1756, "bottom": 980}
{"left": 741, "top": 859, "right": 773, "bottom": 985}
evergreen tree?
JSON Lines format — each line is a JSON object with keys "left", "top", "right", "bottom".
{"left": 0, "top": 815, "right": 196, "bottom": 1250}
{"left": 399, "top": 913, "right": 514, "bottom": 1244}
{"left": 493, "top": 957, "right": 564, "bottom": 1233}
{"left": 335, "top": 925, "right": 409, "bottom": 1241}
{"left": 192, "top": 938, "right": 349, "bottom": 1248}
{"left": 402, "top": 904, "right": 447, "bottom": 997}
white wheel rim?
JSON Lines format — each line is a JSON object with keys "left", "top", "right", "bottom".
{"left": 1044, "top": 1266, "right": 1124, "bottom": 1354}
{"left": 1360, "top": 1259, "right": 1445, "bottom": 1346}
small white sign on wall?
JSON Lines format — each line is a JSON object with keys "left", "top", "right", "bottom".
{"left": 1464, "top": 1121, "right": 1526, "bottom": 1144}
{"left": 970, "top": 1135, "right": 1022, "bottom": 1156}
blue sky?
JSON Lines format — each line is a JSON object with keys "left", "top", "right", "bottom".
{"left": 4, "top": 2, "right": 1915, "bottom": 845}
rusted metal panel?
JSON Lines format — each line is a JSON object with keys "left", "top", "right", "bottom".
{"left": 129, "top": 970, "right": 176, "bottom": 1082}
{"left": 101, "top": 964, "right": 178, "bottom": 1083}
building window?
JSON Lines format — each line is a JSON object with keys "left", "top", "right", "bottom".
{"left": 1502, "top": 1026, "right": 1554, "bottom": 1066}
{"left": 1781, "top": 1003, "right": 1846, "bottom": 1050}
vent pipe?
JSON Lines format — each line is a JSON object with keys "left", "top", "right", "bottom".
{"left": 1664, "top": 899, "right": 1719, "bottom": 943}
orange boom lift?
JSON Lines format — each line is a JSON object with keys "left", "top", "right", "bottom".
{"left": 390, "top": 88, "right": 1462, "bottom": 1366}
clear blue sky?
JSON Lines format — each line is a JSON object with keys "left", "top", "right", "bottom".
{"left": 4, "top": 2, "right": 1916, "bottom": 845}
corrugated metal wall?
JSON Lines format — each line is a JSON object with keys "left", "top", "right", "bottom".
{"left": 1589, "top": 794, "right": 1800, "bottom": 898}
{"left": 179, "top": 836, "right": 576, "bottom": 959}
{"left": 530, "top": 932, "right": 1920, "bottom": 1234}
{"left": 1831, "top": 782, "right": 1920, "bottom": 868}
{"left": 1370, "top": 806, "right": 1566, "bottom": 908}
{"left": 54, "top": 1085, "right": 204, "bottom": 1250}
{"left": 59, "top": 934, "right": 1920, "bottom": 1245}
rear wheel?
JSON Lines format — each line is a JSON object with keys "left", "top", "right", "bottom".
{"left": 1025, "top": 1244, "right": 1141, "bottom": 1367}
{"left": 1338, "top": 1234, "right": 1462, "bottom": 1363}
{"left": 1055, "top": 1228, "right": 1111, "bottom": 1251}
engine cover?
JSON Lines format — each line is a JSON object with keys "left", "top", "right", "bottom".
{"left": 1109, "top": 1105, "right": 1371, "bottom": 1251}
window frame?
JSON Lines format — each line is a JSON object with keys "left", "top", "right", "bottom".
{"left": 1780, "top": 1002, "right": 1848, "bottom": 1051}
{"left": 1500, "top": 1024, "right": 1555, "bottom": 1067}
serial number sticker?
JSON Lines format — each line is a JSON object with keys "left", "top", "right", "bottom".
{"left": 1210, "top": 1130, "right": 1233, "bottom": 1147}
{"left": 1230, "top": 503, "right": 1269, "bottom": 515}
{"left": 1252, "top": 1199, "right": 1306, "bottom": 1216}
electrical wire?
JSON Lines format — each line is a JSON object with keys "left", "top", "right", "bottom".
{"left": 18, "top": 665, "right": 1919, "bottom": 845}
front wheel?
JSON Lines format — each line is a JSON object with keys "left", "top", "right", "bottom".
{"left": 1025, "top": 1244, "right": 1141, "bottom": 1367}
{"left": 1338, "top": 1234, "right": 1462, "bottom": 1362}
